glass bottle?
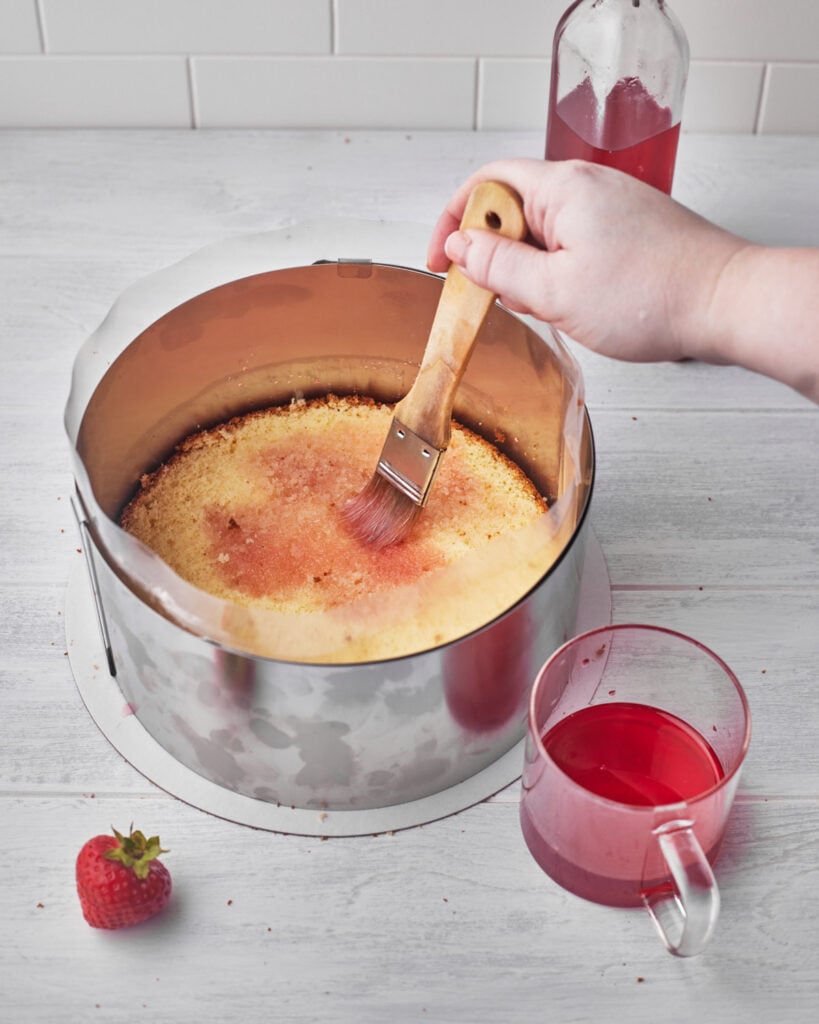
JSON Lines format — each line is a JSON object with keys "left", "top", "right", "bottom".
{"left": 545, "top": 0, "right": 689, "bottom": 193}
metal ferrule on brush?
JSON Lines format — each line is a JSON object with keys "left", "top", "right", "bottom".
{"left": 375, "top": 418, "right": 444, "bottom": 507}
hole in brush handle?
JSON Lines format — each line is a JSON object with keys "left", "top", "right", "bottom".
{"left": 484, "top": 211, "right": 502, "bottom": 230}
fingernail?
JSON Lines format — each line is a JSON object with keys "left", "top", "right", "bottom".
{"left": 444, "top": 230, "right": 470, "bottom": 265}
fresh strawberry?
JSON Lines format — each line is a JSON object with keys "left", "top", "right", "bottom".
{"left": 76, "top": 825, "right": 172, "bottom": 929}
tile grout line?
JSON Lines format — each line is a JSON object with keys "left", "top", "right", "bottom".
{"left": 34, "top": 0, "right": 48, "bottom": 54}
{"left": 186, "top": 55, "right": 199, "bottom": 129}
{"left": 754, "top": 61, "right": 773, "bottom": 134}
{"left": 474, "top": 57, "right": 483, "bottom": 131}
{"left": 331, "top": 0, "right": 339, "bottom": 54}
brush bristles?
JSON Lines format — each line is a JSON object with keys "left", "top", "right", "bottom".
{"left": 344, "top": 473, "right": 423, "bottom": 548}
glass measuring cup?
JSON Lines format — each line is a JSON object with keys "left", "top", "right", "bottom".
{"left": 520, "top": 624, "right": 751, "bottom": 956}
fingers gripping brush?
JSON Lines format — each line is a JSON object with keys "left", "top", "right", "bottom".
{"left": 345, "top": 181, "right": 527, "bottom": 548}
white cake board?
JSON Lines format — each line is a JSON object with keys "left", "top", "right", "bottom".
{"left": 64, "top": 528, "right": 611, "bottom": 837}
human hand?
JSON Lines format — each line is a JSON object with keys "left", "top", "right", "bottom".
{"left": 427, "top": 158, "right": 747, "bottom": 365}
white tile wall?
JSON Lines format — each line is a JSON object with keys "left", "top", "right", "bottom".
{"left": 0, "top": 0, "right": 817, "bottom": 134}
{"left": 0, "top": 55, "right": 191, "bottom": 127}
{"left": 761, "top": 64, "right": 819, "bottom": 135}
{"left": 335, "top": 0, "right": 564, "bottom": 57}
{"left": 193, "top": 56, "right": 475, "bottom": 129}
{"left": 678, "top": 0, "right": 819, "bottom": 63}
{"left": 0, "top": 0, "right": 41, "bottom": 53}
{"left": 679, "top": 61, "right": 765, "bottom": 134}
{"left": 478, "top": 59, "right": 551, "bottom": 132}
{"left": 40, "top": 0, "right": 330, "bottom": 54}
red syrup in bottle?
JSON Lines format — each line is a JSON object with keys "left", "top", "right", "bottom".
{"left": 546, "top": 76, "right": 681, "bottom": 194}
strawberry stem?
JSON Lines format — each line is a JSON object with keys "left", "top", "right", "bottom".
{"left": 104, "top": 825, "right": 169, "bottom": 880}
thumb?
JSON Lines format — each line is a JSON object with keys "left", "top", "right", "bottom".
{"left": 444, "top": 229, "right": 555, "bottom": 321}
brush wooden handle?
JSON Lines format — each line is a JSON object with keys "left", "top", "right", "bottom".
{"left": 394, "top": 180, "right": 527, "bottom": 450}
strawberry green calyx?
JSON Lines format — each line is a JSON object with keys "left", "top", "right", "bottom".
{"left": 104, "top": 825, "right": 169, "bottom": 880}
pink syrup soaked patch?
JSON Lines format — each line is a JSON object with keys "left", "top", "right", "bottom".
{"left": 199, "top": 428, "right": 495, "bottom": 607}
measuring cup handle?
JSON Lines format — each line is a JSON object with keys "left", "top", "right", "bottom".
{"left": 642, "top": 820, "right": 720, "bottom": 957}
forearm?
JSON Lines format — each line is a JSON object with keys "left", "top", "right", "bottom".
{"left": 703, "top": 245, "right": 819, "bottom": 402}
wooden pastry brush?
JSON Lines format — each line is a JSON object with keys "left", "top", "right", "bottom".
{"left": 345, "top": 180, "right": 527, "bottom": 548}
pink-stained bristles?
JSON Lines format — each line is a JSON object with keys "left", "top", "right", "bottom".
{"left": 343, "top": 473, "right": 423, "bottom": 549}
{"left": 344, "top": 415, "right": 441, "bottom": 547}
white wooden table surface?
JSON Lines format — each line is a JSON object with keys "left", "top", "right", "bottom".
{"left": 1, "top": 129, "right": 818, "bottom": 1024}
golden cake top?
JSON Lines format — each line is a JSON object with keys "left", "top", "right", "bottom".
{"left": 120, "top": 394, "right": 553, "bottom": 662}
